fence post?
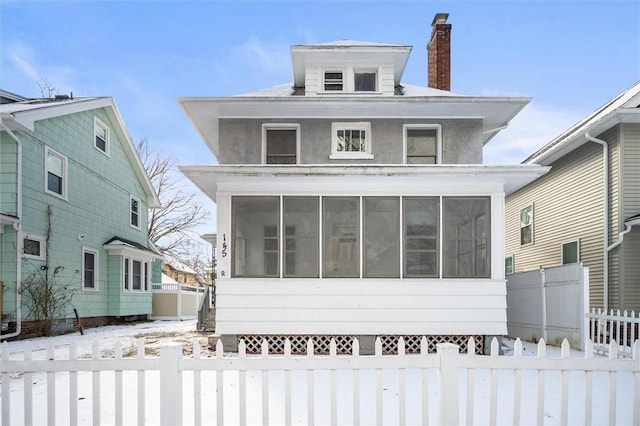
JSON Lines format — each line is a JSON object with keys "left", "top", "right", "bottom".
{"left": 437, "top": 343, "right": 460, "bottom": 425}
{"left": 159, "top": 344, "right": 183, "bottom": 425}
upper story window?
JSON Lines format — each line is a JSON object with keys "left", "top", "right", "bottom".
{"left": 263, "top": 124, "right": 299, "bottom": 164}
{"left": 45, "top": 147, "right": 68, "bottom": 199}
{"left": 405, "top": 125, "right": 441, "bottom": 164}
{"left": 324, "top": 71, "right": 343, "bottom": 91}
{"left": 562, "top": 240, "right": 580, "bottom": 265}
{"left": 23, "top": 234, "right": 46, "bottom": 261}
{"left": 354, "top": 70, "right": 377, "bottom": 92}
{"left": 94, "top": 117, "right": 110, "bottom": 155}
{"left": 330, "top": 122, "right": 373, "bottom": 160}
{"left": 322, "top": 68, "right": 378, "bottom": 93}
{"left": 520, "top": 205, "right": 533, "bottom": 245}
{"left": 130, "top": 196, "right": 141, "bottom": 229}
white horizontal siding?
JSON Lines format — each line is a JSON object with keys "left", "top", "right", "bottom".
{"left": 215, "top": 279, "right": 507, "bottom": 335}
{"left": 379, "top": 64, "right": 395, "bottom": 95}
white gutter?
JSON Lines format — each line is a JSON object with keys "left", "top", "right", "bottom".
{"left": 607, "top": 217, "right": 640, "bottom": 252}
{"left": 585, "top": 132, "right": 609, "bottom": 313}
{"left": 0, "top": 123, "right": 22, "bottom": 339}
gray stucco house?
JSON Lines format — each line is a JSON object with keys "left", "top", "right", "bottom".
{"left": 179, "top": 14, "right": 548, "bottom": 354}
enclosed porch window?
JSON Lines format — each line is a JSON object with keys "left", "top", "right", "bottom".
{"left": 231, "top": 195, "right": 491, "bottom": 279}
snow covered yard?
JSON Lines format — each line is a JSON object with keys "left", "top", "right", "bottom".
{"left": 1, "top": 319, "right": 637, "bottom": 425}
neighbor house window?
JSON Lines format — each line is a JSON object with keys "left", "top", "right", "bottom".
{"left": 354, "top": 71, "right": 377, "bottom": 92}
{"left": 443, "top": 197, "right": 491, "bottom": 278}
{"left": 232, "top": 197, "right": 280, "bottom": 277}
{"left": 324, "top": 71, "right": 343, "bottom": 91}
{"left": 562, "top": 240, "right": 580, "bottom": 265}
{"left": 330, "top": 122, "right": 373, "bottom": 159}
{"left": 123, "top": 257, "right": 150, "bottom": 292}
{"left": 405, "top": 125, "right": 440, "bottom": 164}
{"left": 82, "top": 248, "right": 99, "bottom": 290}
{"left": 130, "top": 196, "right": 140, "bottom": 229}
{"left": 45, "top": 147, "right": 67, "bottom": 198}
{"left": 263, "top": 125, "right": 298, "bottom": 164}
{"left": 94, "top": 117, "right": 110, "bottom": 155}
{"left": 23, "top": 234, "right": 46, "bottom": 261}
{"left": 505, "top": 255, "right": 514, "bottom": 275}
{"left": 520, "top": 205, "right": 533, "bottom": 245}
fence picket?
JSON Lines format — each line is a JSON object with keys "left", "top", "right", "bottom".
{"left": 609, "top": 341, "right": 618, "bottom": 426}
{"left": 536, "top": 339, "right": 546, "bottom": 426}
{"left": 115, "top": 340, "right": 123, "bottom": 425}
{"left": 193, "top": 339, "right": 202, "bottom": 426}
{"left": 24, "top": 342, "right": 33, "bottom": 426}
{"left": 2, "top": 342, "right": 10, "bottom": 425}
{"left": 375, "top": 337, "right": 383, "bottom": 425}
{"left": 352, "top": 338, "right": 359, "bottom": 426}
{"left": 137, "top": 339, "right": 146, "bottom": 426}
{"left": 261, "top": 339, "right": 269, "bottom": 426}
{"left": 585, "top": 339, "right": 594, "bottom": 425}
{"left": 329, "top": 338, "right": 337, "bottom": 426}
{"left": 420, "top": 336, "right": 429, "bottom": 425}
{"left": 216, "top": 339, "right": 225, "bottom": 426}
{"left": 634, "top": 340, "right": 640, "bottom": 425}
{"left": 560, "top": 339, "right": 570, "bottom": 425}
{"left": 512, "top": 338, "right": 523, "bottom": 426}
{"left": 47, "top": 343, "right": 55, "bottom": 425}
{"left": 490, "top": 338, "right": 499, "bottom": 425}
{"left": 239, "top": 340, "right": 247, "bottom": 426}
{"left": 92, "top": 340, "right": 101, "bottom": 426}
{"left": 306, "top": 338, "right": 315, "bottom": 426}
{"left": 466, "top": 337, "right": 476, "bottom": 426}
{"left": 285, "top": 338, "right": 292, "bottom": 426}
{"left": 69, "top": 342, "right": 77, "bottom": 426}
{"left": 398, "top": 336, "right": 406, "bottom": 426}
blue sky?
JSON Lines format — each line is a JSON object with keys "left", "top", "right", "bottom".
{"left": 2, "top": 0, "right": 639, "bottom": 235}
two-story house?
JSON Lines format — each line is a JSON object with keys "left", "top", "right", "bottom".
{"left": 179, "top": 14, "right": 548, "bottom": 354}
{"left": 0, "top": 93, "right": 162, "bottom": 338}
{"left": 505, "top": 81, "right": 640, "bottom": 313}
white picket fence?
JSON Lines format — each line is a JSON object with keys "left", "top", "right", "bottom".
{"left": 1, "top": 337, "right": 639, "bottom": 425}
{"left": 587, "top": 308, "right": 640, "bottom": 358}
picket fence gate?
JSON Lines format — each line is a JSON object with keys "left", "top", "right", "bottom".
{"left": 587, "top": 308, "right": 640, "bottom": 358}
{"left": 1, "top": 336, "right": 639, "bottom": 425}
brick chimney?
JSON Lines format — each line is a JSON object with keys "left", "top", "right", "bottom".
{"left": 427, "top": 13, "right": 451, "bottom": 91}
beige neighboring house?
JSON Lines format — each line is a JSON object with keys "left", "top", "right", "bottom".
{"left": 505, "top": 81, "right": 640, "bottom": 312}
{"left": 161, "top": 254, "right": 204, "bottom": 287}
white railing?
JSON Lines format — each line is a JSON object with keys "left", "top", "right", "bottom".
{"left": 1, "top": 337, "right": 639, "bottom": 425}
{"left": 587, "top": 308, "right": 640, "bottom": 358}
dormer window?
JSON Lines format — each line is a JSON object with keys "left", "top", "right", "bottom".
{"left": 324, "top": 72, "right": 343, "bottom": 91}
{"left": 354, "top": 71, "right": 377, "bottom": 92}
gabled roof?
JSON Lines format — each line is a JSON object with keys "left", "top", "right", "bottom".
{"left": 0, "top": 89, "right": 29, "bottom": 103}
{"left": 103, "top": 236, "right": 163, "bottom": 260}
{"left": 0, "top": 96, "right": 161, "bottom": 207}
{"left": 524, "top": 81, "right": 640, "bottom": 165}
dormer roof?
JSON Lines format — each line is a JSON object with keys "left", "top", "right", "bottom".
{"left": 290, "top": 39, "right": 412, "bottom": 87}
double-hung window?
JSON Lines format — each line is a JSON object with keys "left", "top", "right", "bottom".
{"left": 123, "top": 257, "right": 150, "bottom": 291}
{"left": 45, "top": 147, "right": 67, "bottom": 199}
{"left": 263, "top": 124, "right": 299, "bottom": 164}
{"left": 130, "top": 196, "right": 141, "bottom": 229}
{"left": 82, "top": 247, "right": 99, "bottom": 290}
{"left": 94, "top": 117, "right": 110, "bottom": 155}
{"left": 405, "top": 125, "right": 441, "bottom": 164}
{"left": 520, "top": 205, "right": 533, "bottom": 245}
{"left": 330, "top": 122, "right": 373, "bottom": 159}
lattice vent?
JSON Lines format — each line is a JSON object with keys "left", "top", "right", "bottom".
{"left": 380, "top": 335, "right": 484, "bottom": 355}
{"left": 238, "top": 334, "right": 484, "bottom": 355}
{"left": 239, "top": 335, "right": 357, "bottom": 355}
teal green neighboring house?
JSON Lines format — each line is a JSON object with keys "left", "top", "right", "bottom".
{"left": 0, "top": 91, "right": 161, "bottom": 338}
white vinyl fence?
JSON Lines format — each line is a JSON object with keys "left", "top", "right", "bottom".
{"left": 151, "top": 283, "right": 205, "bottom": 320}
{"left": 1, "top": 337, "right": 639, "bottom": 425}
{"left": 587, "top": 308, "right": 640, "bottom": 358}
{"left": 506, "top": 264, "right": 589, "bottom": 348}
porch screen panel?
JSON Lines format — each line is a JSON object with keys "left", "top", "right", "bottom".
{"left": 284, "top": 197, "right": 319, "bottom": 277}
{"left": 364, "top": 197, "right": 400, "bottom": 278}
{"left": 443, "top": 197, "right": 490, "bottom": 278}
{"left": 323, "top": 197, "right": 359, "bottom": 278}
{"left": 232, "top": 196, "right": 280, "bottom": 277}
{"left": 403, "top": 197, "right": 439, "bottom": 277}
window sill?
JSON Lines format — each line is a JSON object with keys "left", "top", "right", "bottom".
{"left": 329, "top": 153, "right": 374, "bottom": 160}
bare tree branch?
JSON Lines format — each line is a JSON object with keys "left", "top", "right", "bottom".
{"left": 136, "top": 139, "right": 209, "bottom": 259}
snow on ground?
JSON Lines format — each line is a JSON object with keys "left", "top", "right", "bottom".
{"left": 0, "top": 320, "right": 636, "bottom": 425}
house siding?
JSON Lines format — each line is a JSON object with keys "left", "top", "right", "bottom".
{"left": 620, "top": 123, "right": 640, "bottom": 310}
{"left": 13, "top": 108, "right": 152, "bottom": 321}
{"left": 506, "top": 141, "right": 606, "bottom": 309}
{"left": 218, "top": 118, "right": 483, "bottom": 165}
{"left": 0, "top": 134, "right": 18, "bottom": 216}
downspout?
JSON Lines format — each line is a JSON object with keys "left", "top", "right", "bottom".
{"left": 585, "top": 132, "right": 609, "bottom": 313}
{"left": 607, "top": 218, "right": 640, "bottom": 251}
{"left": 0, "top": 123, "right": 22, "bottom": 339}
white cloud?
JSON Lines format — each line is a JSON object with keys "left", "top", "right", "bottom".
{"left": 483, "top": 103, "right": 584, "bottom": 164}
